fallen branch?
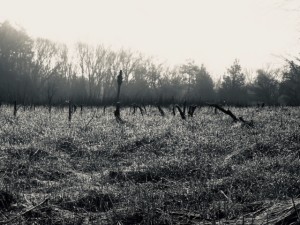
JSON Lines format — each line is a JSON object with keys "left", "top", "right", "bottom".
{"left": 209, "top": 104, "right": 254, "bottom": 127}
{"left": 239, "top": 116, "right": 254, "bottom": 128}
{"left": 209, "top": 104, "right": 239, "bottom": 121}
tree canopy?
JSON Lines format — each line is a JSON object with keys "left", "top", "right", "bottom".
{"left": 0, "top": 21, "right": 299, "bottom": 106}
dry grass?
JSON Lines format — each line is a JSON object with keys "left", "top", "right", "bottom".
{"left": 0, "top": 105, "right": 299, "bottom": 224}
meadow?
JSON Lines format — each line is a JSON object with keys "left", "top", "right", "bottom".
{"left": 0, "top": 105, "right": 299, "bottom": 224}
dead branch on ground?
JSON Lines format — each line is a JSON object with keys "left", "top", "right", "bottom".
{"left": 209, "top": 104, "right": 254, "bottom": 127}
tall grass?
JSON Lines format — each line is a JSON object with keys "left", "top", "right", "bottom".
{"left": 0, "top": 106, "right": 299, "bottom": 224}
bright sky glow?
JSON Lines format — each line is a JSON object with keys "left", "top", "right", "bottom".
{"left": 0, "top": 0, "right": 299, "bottom": 78}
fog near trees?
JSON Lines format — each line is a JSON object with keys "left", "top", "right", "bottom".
{"left": 0, "top": 21, "right": 299, "bottom": 106}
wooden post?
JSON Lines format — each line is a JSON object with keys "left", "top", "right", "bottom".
{"left": 68, "top": 101, "right": 72, "bottom": 122}
{"left": 131, "top": 103, "right": 144, "bottom": 116}
{"left": 73, "top": 104, "right": 77, "bottom": 113}
{"left": 183, "top": 101, "right": 187, "bottom": 116}
{"left": 48, "top": 104, "right": 52, "bottom": 114}
{"left": 117, "top": 70, "right": 122, "bottom": 102}
{"left": 156, "top": 104, "right": 165, "bottom": 117}
{"left": 188, "top": 105, "right": 197, "bottom": 117}
{"left": 13, "top": 101, "right": 17, "bottom": 117}
{"left": 132, "top": 103, "right": 136, "bottom": 114}
{"left": 142, "top": 104, "right": 146, "bottom": 113}
{"left": 175, "top": 104, "right": 186, "bottom": 119}
{"left": 114, "top": 70, "right": 124, "bottom": 123}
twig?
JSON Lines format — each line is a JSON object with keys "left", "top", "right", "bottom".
{"left": 220, "top": 190, "right": 232, "bottom": 203}
{"left": 0, "top": 198, "right": 49, "bottom": 224}
{"left": 169, "top": 211, "right": 202, "bottom": 220}
{"left": 292, "top": 196, "right": 300, "bottom": 222}
{"left": 83, "top": 110, "right": 97, "bottom": 130}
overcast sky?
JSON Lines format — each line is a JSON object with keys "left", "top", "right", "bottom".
{"left": 0, "top": 0, "right": 299, "bottom": 78}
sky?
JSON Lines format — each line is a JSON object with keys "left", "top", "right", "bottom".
{"left": 0, "top": 0, "right": 299, "bottom": 79}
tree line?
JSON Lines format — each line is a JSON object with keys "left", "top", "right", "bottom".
{"left": 0, "top": 21, "right": 299, "bottom": 107}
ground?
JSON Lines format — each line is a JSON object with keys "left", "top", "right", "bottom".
{"left": 0, "top": 105, "right": 299, "bottom": 224}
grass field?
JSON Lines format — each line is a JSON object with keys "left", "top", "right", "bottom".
{"left": 0, "top": 106, "right": 300, "bottom": 224}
